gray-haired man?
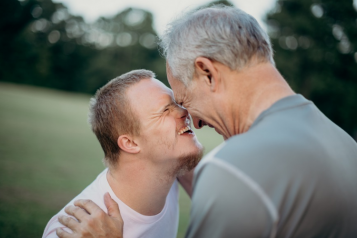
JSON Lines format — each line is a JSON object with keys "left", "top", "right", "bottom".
{"left": 58, "top": 5, "right": 357, "bottom": 238}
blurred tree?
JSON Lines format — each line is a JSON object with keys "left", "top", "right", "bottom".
{"left": 0, "top": 0, "right": 37, "bottom": 39}
{"left": 0, "top": 0, "right": 43, "bottom": 85}
{"left": 0, "top": 0, "right": 94, "bottom": 89}
{"left": 80, "top": 7, "right": 167, "bottom": 93}
{"left": 0, "top": 0, "right": 166, "bottom": 94}
{"left": 266, "top": 0, "right": 357, "bottom": 139}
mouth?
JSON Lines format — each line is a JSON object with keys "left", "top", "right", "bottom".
{"left": 198, "top": 120, "right": 222, "bottom": 135}
{"left": 198, "top": 120, "right": 214, "bottom": 129}
{"left": 178, "top": 125, "right": 193, "bottom": 135}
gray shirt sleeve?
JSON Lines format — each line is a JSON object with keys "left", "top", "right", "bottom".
{"left": 185, "top": 162, "right": 276, "bottom": 238}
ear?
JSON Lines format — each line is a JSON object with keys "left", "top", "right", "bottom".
{"left": 117, "top": 135, "right": 140, "bottom": 154}
{"left": 194, "top": 57, "right": 220, "bottom": 92}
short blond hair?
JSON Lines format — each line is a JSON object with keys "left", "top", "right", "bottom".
{"left": 88, "top": 69, "right": 155, "bottom": 167}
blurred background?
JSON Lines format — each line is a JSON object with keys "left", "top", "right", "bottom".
{"left": 0, "top": 0, "right": 356, "bottom": 237}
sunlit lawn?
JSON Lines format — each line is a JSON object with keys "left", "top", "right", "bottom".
{"left": 0, "top": 82, "right": 223, "bottom": 238}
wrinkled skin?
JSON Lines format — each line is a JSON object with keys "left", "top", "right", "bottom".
{"left": 57, "top": 193, "right": 123, "bottom": 238}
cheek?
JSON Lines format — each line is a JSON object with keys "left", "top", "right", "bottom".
{"left": 154, "top": 119, "right": 177, "bottom": 148}
{"left": 192, "top": 102, "right": 209, "bottom": 119}
{"left": 164, "top": 120, "right": 177, "bottom": 140}
{"left": 186, "top": 101, "right": 201, "bottom": 115}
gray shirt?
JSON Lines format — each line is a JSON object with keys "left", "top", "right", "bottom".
{"left": 187, "top": 94, "right": 357, "bottom": 238}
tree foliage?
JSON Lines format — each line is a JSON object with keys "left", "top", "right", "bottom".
{"left": 266, "top": 0, "right": 357, "bottom": 138}
{"left": 0, "top": 0, "right": 166, "bottom": 94}
{"left": 1, "top": 0, "right": 356, "bottom": 138}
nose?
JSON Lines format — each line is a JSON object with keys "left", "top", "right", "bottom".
{"left": 176, "top": 105, "right": 188, "bottom": 120}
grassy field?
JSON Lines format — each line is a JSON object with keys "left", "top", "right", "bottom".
{"left": 0, "top": 82, "right": 223, "bottom": 238}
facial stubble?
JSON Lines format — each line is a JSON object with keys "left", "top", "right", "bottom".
{"left": 173, "top": 147, "right": 204, "bottom": 177}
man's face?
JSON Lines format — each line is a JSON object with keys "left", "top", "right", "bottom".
{"left": 127, "top": 78, "right": 203, "bottom": 174}
{"left": 166, "top": 65, "right": 226, "bottom": 139}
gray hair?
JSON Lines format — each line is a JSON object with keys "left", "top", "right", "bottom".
{"left": 159, "top": 5, "right": 274, "bottom": 85}
{"left": 88, "top": 69, "right": 155, "bottom": 167}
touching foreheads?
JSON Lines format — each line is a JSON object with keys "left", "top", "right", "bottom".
{"left": 159, "top": 5, "right": 274, "bottom": 86}
{"left": 88, "top": 69, "right": 155, "bottom": 167}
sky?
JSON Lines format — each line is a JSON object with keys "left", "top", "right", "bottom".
{"left": 52, "top": 0, "right": 277, "bottom": 35}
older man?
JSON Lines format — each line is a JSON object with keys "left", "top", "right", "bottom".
{"left": 44, "top": 69, "right": 203, "bottom": 238}
{"left": 58, "top": 5, "right": 357, "bottom": 238}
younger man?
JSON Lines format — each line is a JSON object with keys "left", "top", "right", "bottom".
{"left": 43, "top": 70, "right": 203, "bottom": 238}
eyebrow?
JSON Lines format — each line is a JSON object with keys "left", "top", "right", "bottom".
{"left": 161, "top": 101, "right": 176, "bottom": 112}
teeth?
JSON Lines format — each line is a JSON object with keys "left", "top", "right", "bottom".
{"left": 178, "top": 126, "right": 191, "bottom": 135}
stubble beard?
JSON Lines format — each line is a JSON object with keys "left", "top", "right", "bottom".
{"left": 173, "top": 147, "right": 204, "bottom": 177}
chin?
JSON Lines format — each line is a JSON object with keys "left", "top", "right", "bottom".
{"left": 174, "top": 146, "right": 204, "bottom": 176}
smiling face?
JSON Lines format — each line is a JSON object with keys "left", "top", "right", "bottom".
{"left": 126, "top": 78, "right": 203, "bottom": 174}
{"left": 166, "top": 64, "right": 228, "bottom": 140}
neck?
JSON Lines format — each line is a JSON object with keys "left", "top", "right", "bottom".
{"left": 223, "top": 62, "right": 295, "bottom": 137}
{"left": 106, "top": 155, "right": 176, "bottom": 216}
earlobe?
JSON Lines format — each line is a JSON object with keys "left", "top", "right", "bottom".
{"left": 117, "top": 135, "right": 140, "bottom": 154}
{"left": 194, "top": 57, "right": 218, "bottom": 92}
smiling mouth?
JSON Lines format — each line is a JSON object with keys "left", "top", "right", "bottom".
{"left": 198, "top": 120, "right": 203, "bottom": 128}
{"left": 199, "top": 120, "right": 214, "bottom": 128}
{"left": 178, "top": 125, "right": 193, "bottom": 135}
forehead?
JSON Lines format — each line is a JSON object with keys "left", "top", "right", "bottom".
{"left": 166, "top": 67, "right": 187, "bottom": 101}
{"left": 126, "top": 78, "right": 173, "bottom": 112}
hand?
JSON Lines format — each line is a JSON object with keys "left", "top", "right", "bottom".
{"left": 56, "top": 193, "right": 123, "bottom": 238}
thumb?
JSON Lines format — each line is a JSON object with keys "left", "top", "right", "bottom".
{"left": 104, "top": 192, "right": 122, "bottom": 219}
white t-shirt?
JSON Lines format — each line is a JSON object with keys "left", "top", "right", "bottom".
{"left": 43, "top": 169, "right": 179, "bottom": 238}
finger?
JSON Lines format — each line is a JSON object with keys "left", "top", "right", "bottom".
{"left": 104, "top": 192, "right": 122, "bottom": 220}
{"left": 56, "top": 228, "right": 72, "bottom": 238}
{"left": 58, "top": 215, "right": 78, "bottom": 232}
{"left": 65, "top": 205, "right": 89, "bottom": 222}
{"left": 74, "top": 199, "right": 102, "bottom": 215}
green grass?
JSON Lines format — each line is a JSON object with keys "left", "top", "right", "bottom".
{"left": 0, "top": 82, "right": 223, "bottom": 238}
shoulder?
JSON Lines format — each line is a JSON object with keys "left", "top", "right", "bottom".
{"left": 42, "top": 169, "right": 108, "bottom": 238}
{"left": 195, "top": 157, "right": 277, "bottom": 219}
{"left": 42, "top": 214, "right": 71, "bottom": 238}
{"left": 213, "top": 120, "right": 325, "bottom": 174}
{"left": 197, "top": 132, "right": 323, "bottom": 200}
{"left": 189, "top": 161, "right": 277, "bottom": 238}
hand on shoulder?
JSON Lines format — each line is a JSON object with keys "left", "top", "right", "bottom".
{"left": 56, "top": 193, "right": 124, "bottom": 238}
